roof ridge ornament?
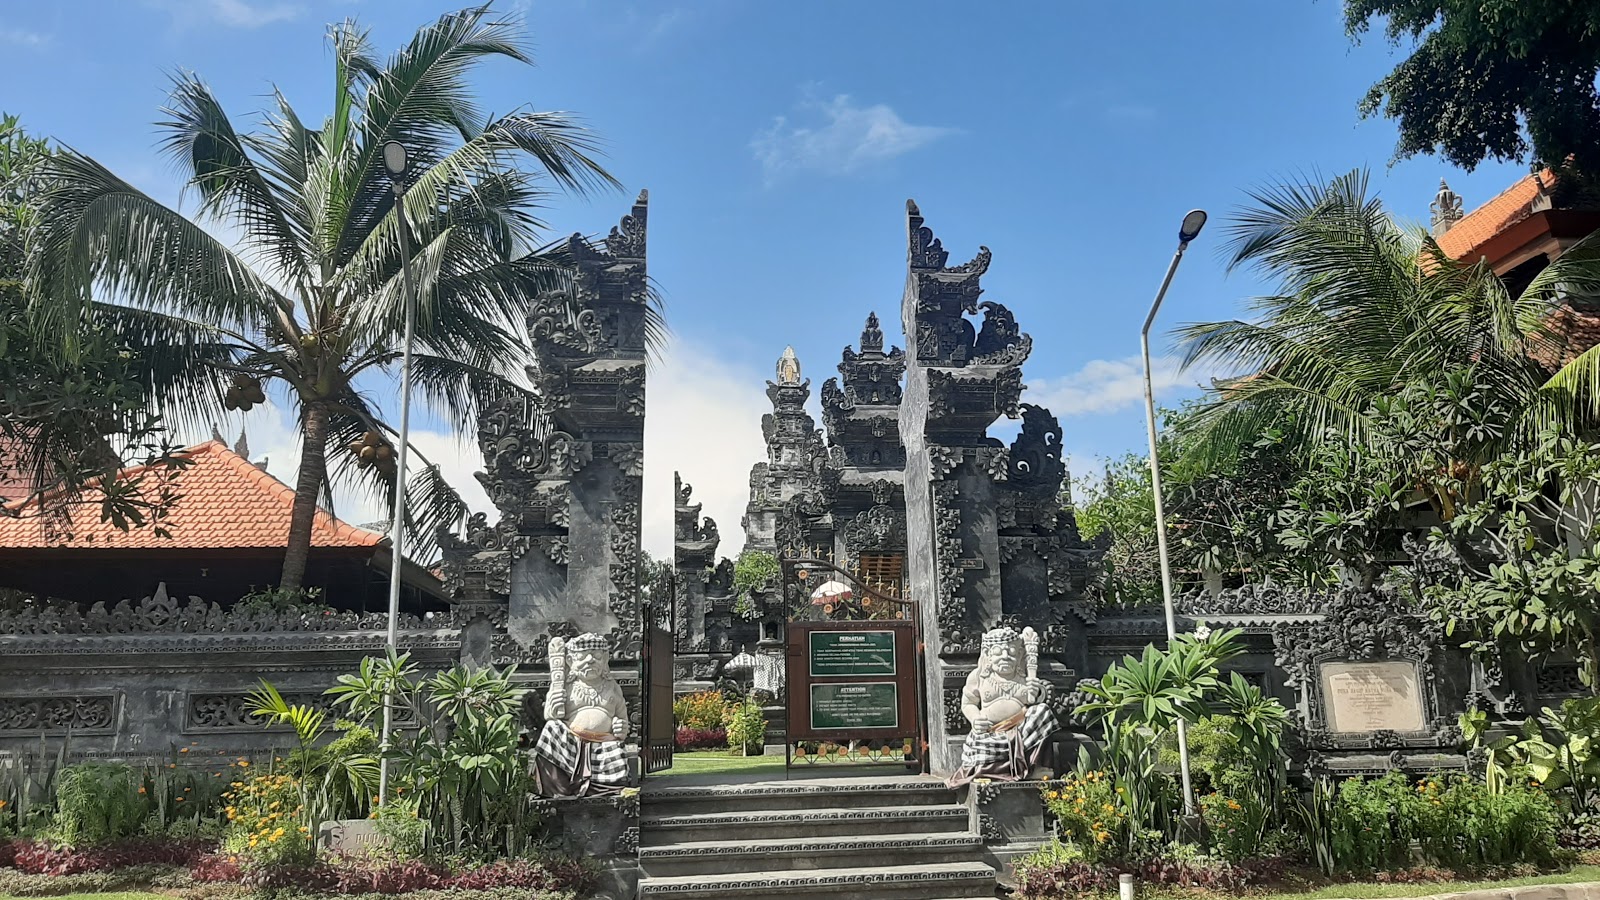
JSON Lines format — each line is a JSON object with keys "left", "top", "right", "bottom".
{"left": 907, "top": 198, "right": 949, "bottom": 269}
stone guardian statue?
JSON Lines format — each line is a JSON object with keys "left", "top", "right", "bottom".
{"left": 530, "top": 633, "right": 631, "bottom": 797}
{"left": 948, "top": 626, "right": 1059, "bottom": 787}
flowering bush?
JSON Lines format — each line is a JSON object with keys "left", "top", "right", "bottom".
{"left": 674, "top": 727, "right": 728, "bottom": 750}
{"left": 1042, "top": 771, "right": 1128, "bottom": 861}
{"left": 1199, "top": 791, "right": 1269, "bottom": 862}
{"left": 672, "top": 691, "right": 727, "bottom": 730}
{"left": 220, "top": 771, "right": 313, "bottom": 868}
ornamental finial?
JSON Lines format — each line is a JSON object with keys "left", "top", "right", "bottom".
{"left": 1430, "top": 179, "right": 1463, "bottom": 236}
{"left": 776, "top": 346, "right": 802, "bottom": 385}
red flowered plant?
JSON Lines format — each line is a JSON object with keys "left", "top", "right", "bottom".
{"left": 7, "top": 838, "right": 210, "bottom": 876}
{"left": 675, "top": 726, "right": 728, "bottom": 750}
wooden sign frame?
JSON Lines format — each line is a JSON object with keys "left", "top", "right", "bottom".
{"left": 786, "top": 619, "right": 919, "bottom": 745}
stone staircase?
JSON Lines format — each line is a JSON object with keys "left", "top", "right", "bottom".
{"left": 636, "top": 777, "right": 998, "bottom": 899}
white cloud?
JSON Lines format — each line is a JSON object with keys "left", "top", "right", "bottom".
{"left": 752, "top": 93, "right": 954, "bottom": 180}
{"left": 147, "top": 0, "right": 301, "bottom": 29}
{"left": 1026, "top": 355, "right": 1207, "bottom": 418}
{"left": 641, "top": 337, "right": 769, "bottom": 561}
{"left": 0, "top": 28, "right": 47, "bottom": 47}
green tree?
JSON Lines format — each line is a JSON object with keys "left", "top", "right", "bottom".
{"left": 26, "top": 7, "right": 629, "bottom": 590}
{"left": 1345, "top": 0, "right": 1600, "bottom": 175}
{"left": 1071, "top": 453, "right": 1160, "bottom": 605}
{"left": 0, "top": 115, "right": 192, "bottom": 534}
{"left": 1178, "top": 170, "right": 1600, "bottom": 510}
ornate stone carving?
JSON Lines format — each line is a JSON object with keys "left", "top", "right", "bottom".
{"left": 1273, "top": 588, "right": 1458, "bottom": 751}
{"left": 604, "top": 190, "right": 649, "bottom": 259}
{"left": 1006, "top": 405, "right": 1063, "bottom": 495}
{"left": 0, "top": 695, "right": 116, "bottom": 732}
{"left": 842, "top": 504, "right": 906, "bottom": 554}
{"left": 1178, "top": 583, "right": 1320, "bottom": 617}
{"left": 0, "top": 584, "right": 429, "bottom": 636}
{"left": 188, "top": 692, "right": 414, "bottom": 731}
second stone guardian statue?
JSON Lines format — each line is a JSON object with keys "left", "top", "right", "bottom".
{"left": 948, "top": 626, "right": 1059, "bottom": 787}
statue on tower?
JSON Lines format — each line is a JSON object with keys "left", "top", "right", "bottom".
{"left": 948, "top": 626, "right": 1059, "bottom": 787}
{"left": 528, "top": 633, "right": 631, "bottom": 797}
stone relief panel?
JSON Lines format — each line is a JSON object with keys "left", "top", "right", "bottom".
{"left": 0, "top": 695, "right": 118, "bottom": 733}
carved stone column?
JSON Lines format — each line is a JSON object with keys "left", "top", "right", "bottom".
{"left": 441, "top": 191, "right": 651, "bottom": 721}
{"left": 899, "top": 201, "right": 1028, "bottom": 774}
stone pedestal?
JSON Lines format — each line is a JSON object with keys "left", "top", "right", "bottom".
{"left": 969, "top": 779, "right": 1054, "bottom": 888}
{"left": 539, "top": 793, "right": 641, "bottom": 900}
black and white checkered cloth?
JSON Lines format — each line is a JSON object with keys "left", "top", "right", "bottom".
{"left": 533, "top": 720, "right": 629, "bottom": 787}
{"left": 958, "top": 703, "right": 1059, "bottom": 771}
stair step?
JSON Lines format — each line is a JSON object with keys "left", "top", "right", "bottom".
{"left": 636, "top": 861, "right": 997, "bottom": 899}
{"left": 641, "top": 778, "right": 957, "bottom": 816}
{"left": 639, "top": 831, "right": 984, "bottom": 877}
{"left": 640, "top": 804, "right": 970, "bottom": 843}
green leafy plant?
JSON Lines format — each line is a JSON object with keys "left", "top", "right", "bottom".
{"left": 233, "top": 586, "right": 328, "bottom": 615}
{"left": 324, "top": 651, "right": 534, "bottom": 860}
{"left": 724, "top": 698, "right": 766, "bottom": 756}
{"left": 49, "top": 764, "right": 145, "bottom": 846}
{"left": 732, "top": 550, "right": 781, "bottom": 617}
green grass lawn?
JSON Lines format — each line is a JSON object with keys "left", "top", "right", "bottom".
{"left": 652, "top": 749, "right": 787, "bottom": 777}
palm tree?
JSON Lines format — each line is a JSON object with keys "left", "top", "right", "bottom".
{"left": 26, "top": 6, "right": 623, "bottom": 591}
{"left": 1176, "top": 169, "right": 1600, "bottom": 514}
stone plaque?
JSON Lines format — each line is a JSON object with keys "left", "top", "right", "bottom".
{"left": 1320, "top": 660, "right": 1425, "bottom": 733}
{"left": 809, "top": 630, "right": 897, "bottom": 677}
{"left": 809, "top": 682, "right": 899, "bottom": 730}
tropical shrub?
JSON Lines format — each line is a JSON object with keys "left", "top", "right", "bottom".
{"left": 371, "top": 797, "right": 426, "bottom": 861}
{"left": 672, "top": 691, "right": 728, "bottom": 730}
{"left": 323, "top": 653, "right": 537, "bottom": 860}
{"left": 49, "top": 764, "right": 145, "bottom": 846}
{"left": 1410, "top": 774, "right": 1560, "bottom": 870}
{"left": 725, "top": 698, "right": 766, "bottom": 755}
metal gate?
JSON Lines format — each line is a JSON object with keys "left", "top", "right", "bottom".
{"left": 641, "top": 583, "right": 675, "bottom": 774}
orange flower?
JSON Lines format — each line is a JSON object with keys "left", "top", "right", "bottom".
{"left": 179, "top": 747, "right": 190, "bottom": 753}
{"left": 138, "top": 787, "right": 147, "bottom": 794}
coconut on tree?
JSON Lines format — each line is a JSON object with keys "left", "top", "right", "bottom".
{"left": 26, "top": 6, "right": 626, "bottom": 591}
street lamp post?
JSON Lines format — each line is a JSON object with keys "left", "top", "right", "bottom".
{"left": 378, "top": 140, "right": 420, "bottom": 806}
{"left": 1141, "top": 208, "right": 1207, "bottom": 817}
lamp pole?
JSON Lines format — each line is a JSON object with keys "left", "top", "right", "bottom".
{"left": 379, "top": 139, "right": 420, "bottom": 806}
{"left": 1141, "top": 208, "right": 1207, "bottom": 817}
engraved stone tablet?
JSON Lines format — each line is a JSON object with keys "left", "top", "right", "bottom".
{"left": 1320, "top": 660, "right": 1424, "bottom": 733}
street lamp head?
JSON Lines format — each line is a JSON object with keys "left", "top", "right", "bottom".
{"left": 382, "top": 141, "right": 408, "bottom": 179}
{"left": 1178, "top": 209, "right": 1208, "bottom": 244}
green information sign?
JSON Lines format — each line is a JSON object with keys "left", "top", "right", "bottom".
{"left": 809, "top": 630, "right": 897, "bottom": 677}
{"left": 809, "top": 682, "right": 899, "bottom": 730}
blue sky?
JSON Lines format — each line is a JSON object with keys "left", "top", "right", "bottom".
{"left": 0, "top": 1, "right": 1534, "bottom": 555}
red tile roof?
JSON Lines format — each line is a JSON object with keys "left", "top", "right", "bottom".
{"left": 0, "top": 441, "right": 386, "bottom": 551}
{"left": 1437, "top": 170, "right": 1556, "bottom": 261}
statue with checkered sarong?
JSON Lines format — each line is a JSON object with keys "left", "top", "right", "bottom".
{"left": 528, "top": 633, "right": 631, "bottom": 797}
{"left": 947, "top": 626, "right": 1059, "bottom": 787}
